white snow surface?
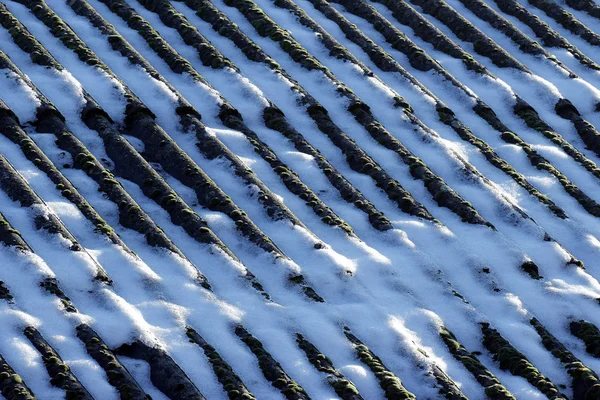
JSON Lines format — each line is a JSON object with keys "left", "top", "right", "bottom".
{"left": 0, "top": 0, "right": 598, "bottom": 398}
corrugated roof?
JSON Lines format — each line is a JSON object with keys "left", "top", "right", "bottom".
{"left": 0, "top": 0, "right": 600, "bottom": 398}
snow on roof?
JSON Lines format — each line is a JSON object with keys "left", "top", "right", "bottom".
{"left": 0, "top": 0, "right": 600, "bottom": 398}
